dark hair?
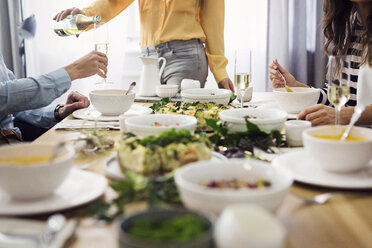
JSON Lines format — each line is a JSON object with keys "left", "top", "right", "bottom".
{"left": 323, "top": 0, "right": 372, "bottom": 66}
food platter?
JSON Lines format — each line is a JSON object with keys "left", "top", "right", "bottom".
{"left": 104, "top": 152, "right": 227, "bottom": 180}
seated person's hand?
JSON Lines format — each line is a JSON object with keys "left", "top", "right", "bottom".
{"left": 269, "top": 59, "right": 303, "bottom": 88}
{"left": 297, "top": 104, "right": 335, "bottom": 126}
{"left": 53, "top": 7, "right": 85, "bottom": 22}
{"left": 58, "top": 91, "right": 90, "bottom": 119}
{"left": 218, "top": 78, "right": 234, "bottom": 91}
{"left": 64, "top": 51, "right": 108, "bottom": 81}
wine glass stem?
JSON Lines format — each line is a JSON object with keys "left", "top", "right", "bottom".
{"left": 240, "top": 90, "right": 244, "bottom": 108}
{"left": 335, "top": 106, "right": 341, "bottom": 125}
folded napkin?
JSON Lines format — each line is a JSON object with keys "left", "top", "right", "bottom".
{"left": 55, "top": 119, "right": 120, "bottom": 130}
{"left": 0, "top": 217, "right": 77, "bottom": 248}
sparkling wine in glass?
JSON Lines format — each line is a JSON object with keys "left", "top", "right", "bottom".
{"left": 94, "top": 23, "right": 112, "bottom": 85}
{"left": 234, "top": 50, "right": 252, "bottom": 108}
{"left": 327, "top": 55, "right": 350, "bottom": 125}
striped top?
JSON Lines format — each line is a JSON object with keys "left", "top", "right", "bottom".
{"left": 318, "top": 14, "right": 364, "bottom": 107}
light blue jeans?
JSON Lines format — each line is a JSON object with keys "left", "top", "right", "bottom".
{"left": 141, "top": 39, "right": 208, "bottom": 87}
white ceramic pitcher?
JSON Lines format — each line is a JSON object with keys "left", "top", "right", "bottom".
{"left": 138, "top": 57, "right": 166, "bottom": 96}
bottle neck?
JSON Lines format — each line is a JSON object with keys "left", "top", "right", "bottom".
{"left": 75, "top": 15, "right": 101, "bottom": 30}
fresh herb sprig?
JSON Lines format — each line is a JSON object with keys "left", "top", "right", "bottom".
{"left": 206, "top": 118, "right": 284, "bottom": 155}
{"left": 84, "top": 171, "right": 181, "bottom": 222}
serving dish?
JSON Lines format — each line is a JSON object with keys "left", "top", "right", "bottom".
{"left": 124, "top": 114, "right": 197, "bottom": 137}
{"left": 175, "top": 159, "right": 293, "bottom": 214}
{"left": 181, "top": 88, "right": 231, "bottom": 106}
{"left": 219, "top": 108, "right": 287, "bottom": 132}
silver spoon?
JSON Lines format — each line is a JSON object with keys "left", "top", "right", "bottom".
{"left": 125, "top": 81, "right": 136, "bottom": 95}
{"left": 50, "top": 141, "right": 66, "bottom": 163}
{"left": 293, "top": 191, "right": 371, "bottom": 204}
{"left": 340, "top": 105, "right": 364, "bottom": 141}
{"left": 41, "top": 214, "right": 66, "bottom": 247}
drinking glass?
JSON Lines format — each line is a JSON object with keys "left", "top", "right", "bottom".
{"left": 94, "top": 23, "right": 112, "bottom": 85}
{"left": 234, "top": 50, "right": 252, "bottom": 108}
{"left": 327, "top": 55, "right": 350, "bottom": 125}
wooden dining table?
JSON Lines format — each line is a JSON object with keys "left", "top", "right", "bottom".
{"left": 31, "top": 93, "right": 372, "bottom": 248}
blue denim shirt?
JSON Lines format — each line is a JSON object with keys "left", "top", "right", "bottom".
{"left": 0, "top": 53, "right": 71, "bottom": 138}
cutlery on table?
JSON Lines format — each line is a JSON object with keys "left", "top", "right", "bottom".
{"left": 0, "top": 214, "right": 66, "bottom": 247}
{"left": 126, "top": 81, "right": 136, "bottom": 95}
{"left": 292, "top": 191, "right": 372, "bottom": 205}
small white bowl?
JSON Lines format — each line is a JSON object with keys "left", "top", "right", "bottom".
{"left": 90, "top": 89, "right": 135, "bottom": 116}
{"left": 0, "top": 143, "right": 74, "bottom": 200}
{"left": 181, "top": 88, "right": 231, "bottom": 106}
{"left": 214, "top": 204, "right": 286, "bottom": 248}
{"left": 125, "top": 114, "right": 197, "bottom": 137}
{"left": 273, "top": 87, "right": 320, "bottom": 114}
{"left": 174, "top": 159, "right": 293, "bottom": 214}
{"left": 303, "top": 125, "right": 372, "bottom": 173}
{"left": 285, "top": 120, "right": 312, "bottom": 147}
{"left": 219, "top": 108, "right": 287, "bottom": 132}
{"left": 156, "top": 85, "right": 179, "bottom": 98}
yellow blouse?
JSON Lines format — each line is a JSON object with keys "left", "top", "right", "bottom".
{"left": 83, "top": 0, "right": 228, "bottom": 83}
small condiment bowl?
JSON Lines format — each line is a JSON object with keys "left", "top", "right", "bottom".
{"left": 303, "top": 125, "right": 372, "bottom": 173}
{"left": 156, "top": 85, "right": 179, "bottom": 98}
{"left": 285, "top": 120, "right": 312, "bottom": 147}
{"left": 174, "top": 159, "right": 293, "bottom": 214}
{"left": 90, "top": 89, "right": 135, "bottom": 116}
{"left": 0, "top": 143, "right": 74, "bottom": 199}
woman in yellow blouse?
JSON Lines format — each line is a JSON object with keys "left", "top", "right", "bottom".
{"left": 54, "top": 0, "right": 234, "bottom": 90}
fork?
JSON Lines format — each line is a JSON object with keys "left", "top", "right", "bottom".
{"left": 292, "top": 192, "right": 371, "bottom": 205}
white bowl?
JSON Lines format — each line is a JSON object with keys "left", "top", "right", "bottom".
{"left": 0, "top": 143, "right": 74, "bottom": 200}
{"left": 181, "top": 88, "right": 231, "bottom": 106}
{"left": 303, "top": 125, "right": 372, "bottom": 173}
{"left": 219, "top": 108, "right": 287, "bottom": 132}
{"left": 273, "top": 87, "right": 320, "bottom": 114}
{"left": 125, "top": 114, "right": 197, "bottom": 137}
{"left": 214, "top": 204, "right": 286, "bottom": 248}
{"left": 89, "top": 89, "right": 135, "bottom": 116}
{"left": 156, "top": 85, "right": 179, "bottom": 98}
{"left": 236, "top": 86, "right": 253, "bottom": 102}
{"left": 174, "top": 159, "right": 293, "bottom": 214}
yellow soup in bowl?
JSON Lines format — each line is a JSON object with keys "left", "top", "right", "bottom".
{"left": 312, "top": 134, "right": 366, "bottom": 142}
{"left": 0, "top": 156, "right": 51, "bottom": 166}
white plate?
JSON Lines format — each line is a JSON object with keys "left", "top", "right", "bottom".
{"left": 0, "top": 169, "right": 107, "bottom": 216}
{"left": 272, "top": 150, "right": 372, "bottom": 189}
{"left": 72, "top": 104, "right": 153, "bottom": 122}
{"left": 104, "top": 152, "right": 228, "bottom": 180}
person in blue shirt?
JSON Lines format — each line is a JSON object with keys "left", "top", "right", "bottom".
{"left": 0, "top": 50, "right": 108, "bottom": 143}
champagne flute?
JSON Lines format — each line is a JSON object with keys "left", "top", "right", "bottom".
{"left": 234, "top": 50, "right": 252, "bottom": 108}
{"left": 94, "top": 23, "right": 112, "bottom": 85}
{"left": 327, "top": 55, "right": 350, "bottom": 125}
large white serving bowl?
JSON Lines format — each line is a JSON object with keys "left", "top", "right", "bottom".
{"left": 125, "top": 114, "right": 197, "bottom": 137}
{"left": 174, "top": 159, "right": 293, "bottom": 214}
{"left": 303, "top": 125, "right": 372, "bottom": 173}
{"left": 219, "top": 108, "right": 287, "bottom": 132}
{"left": 273, "top": 87, "right": 320, "bottom": 114}
{"left": 181, "top": 88, "right": 231, "bottom": 106}
{"left": 0, "top": 143, "right": 74, "bottom": 200}
{"left": 89, "top": 89, "right": 135, "bottom": 116}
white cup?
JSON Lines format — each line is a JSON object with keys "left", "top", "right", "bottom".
{"left": 237, "top": 86, "right": 253, "bottom": 102}
{"left": 181, "top": 79, "right": 200, "bottom": 91}
{"left": 285, "top": 120, "right": 312, "bottom": 147}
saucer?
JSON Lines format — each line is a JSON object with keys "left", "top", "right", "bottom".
{"left": 104, "top": 152, "right": 228, "bottom": 180}
{"left": 72, "top": 104, "right": 152, "bottom": 122}
{"left": 0, "top": 169, "right": 107, "bottom": 216}
{"left": 272, "top": 150, "right": 372, "bottom": 189}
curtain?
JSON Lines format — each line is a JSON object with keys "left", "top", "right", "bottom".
{"left": 0, "top": 0, "right": 24, "bottom": 78}
{"left": 267, "top": 0, "right": 326, "bottom": 90}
